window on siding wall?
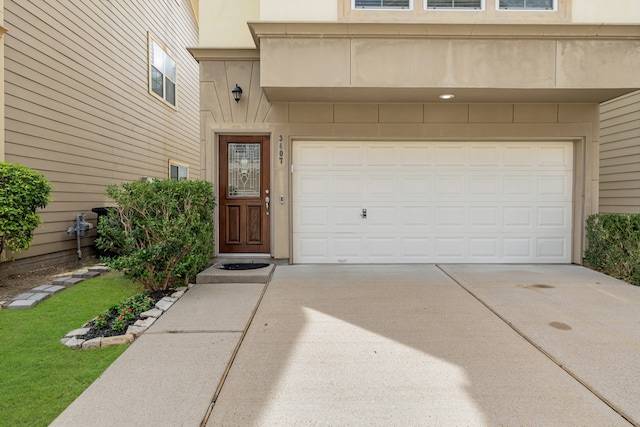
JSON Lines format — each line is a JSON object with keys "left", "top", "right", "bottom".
{"left": 498, "top": 0, "right": 553, "bottom": 9}
{"left": 426, "top": 0, "right": 482, "bottom": 8}
{"left": 169, "top": 162, "right": 188, "bottom": 180}
{"left": 354, "top": 0, "right": 411, "bottom": 9}
{"left": 149, "top": 33, "right": 177, "bottom": 108}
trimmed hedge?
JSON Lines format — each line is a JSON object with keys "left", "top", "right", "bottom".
{"left": 0, "top": 162, "right": 52, "bottom": 260}
{"left": 584, "top": 213, "right": 640, "bottom": 286}
{"left": 96, "top": 179, "right": 215, "bottom": 291}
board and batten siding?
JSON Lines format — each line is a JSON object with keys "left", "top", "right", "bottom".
{"left": 600, "top": 90, "right": 640, "bottom": 214}
{"left": 3, "top": 0, "right": 200, "bottom": 265}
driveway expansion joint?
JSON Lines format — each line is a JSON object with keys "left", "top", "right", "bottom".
{"left": 436, "top": 264, "right": 637, "bottom": 427}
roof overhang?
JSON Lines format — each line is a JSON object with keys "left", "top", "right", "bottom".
{"left": 247, "top": 22, "right": 640, "bottom": 104}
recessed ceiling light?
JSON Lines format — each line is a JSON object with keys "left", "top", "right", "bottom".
{"left": 439, "top": 94, "right": 455, "bottom": 100}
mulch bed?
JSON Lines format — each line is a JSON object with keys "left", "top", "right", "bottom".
{"left": 76, "top": 290, "right": 173, "bottom": 340}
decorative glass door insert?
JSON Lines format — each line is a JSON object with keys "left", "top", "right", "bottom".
{"left": 228, "top": 143, "right": 261, "bottom": 197}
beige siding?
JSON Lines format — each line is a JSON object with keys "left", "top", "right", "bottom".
{"left": 600, "top": 90, "right": 640, "bottom": 213}
{"left": 3, "top": 0, "right": 200, "bottom": 264}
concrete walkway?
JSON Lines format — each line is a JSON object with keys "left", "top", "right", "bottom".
{"left": 52, "top": 264, "right": 640, "bottom": 426}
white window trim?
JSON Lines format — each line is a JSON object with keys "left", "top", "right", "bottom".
{"left": 148, "top": 33, "right": 178, "bottom": 109}
{"left": 496, "top": 0, "right": 556, "bottom": 11}
{"left": 169, "top": 160, "right": 189, "bottom": 181}
{"left": 424, "top": 0, "right": 484, "bottom": 10}
{"left": 352, "top": 0, "right": 413, "bottom": 10}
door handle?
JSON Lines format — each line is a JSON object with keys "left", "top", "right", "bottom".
{"left": 265, "top": 196, "right": 270, "bottom": 216}
{"left": 361, "top": 208, "right": 367, "bottom": 218}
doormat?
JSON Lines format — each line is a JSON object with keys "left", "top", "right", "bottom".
{"left": 214, "top": 263, "right": 270, "bottom": 271}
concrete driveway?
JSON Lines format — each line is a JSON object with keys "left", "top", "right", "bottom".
{"left": 207, "top": 264, "right": 638, "bottom": 426}
{"left": 53, "top": 264, "right": 640, "bottom": 426}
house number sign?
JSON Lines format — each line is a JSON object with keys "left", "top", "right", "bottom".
{"left": 279, "top": 135, "right": 284, "bottom": 164}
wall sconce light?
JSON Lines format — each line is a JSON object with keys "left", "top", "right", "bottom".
{"left": 232, "top": 84, "right": 243, "bottom": 103}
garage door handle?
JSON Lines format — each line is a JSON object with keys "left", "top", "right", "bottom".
{"left": 361, "top": 208, "right": 367, "bottom": 219}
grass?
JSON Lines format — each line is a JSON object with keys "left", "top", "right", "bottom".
{"left": 0, "top": 273, "right": 142, "bottom": 426}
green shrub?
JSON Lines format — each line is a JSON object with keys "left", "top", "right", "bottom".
{"left": 0, "top": 162, "right": 52, "bottom": 261}
{"left": 584, "top": 213, "right": 640, "bottom": 286}
{"left": 96, "top": 179, "right": 215, "bottom": 291}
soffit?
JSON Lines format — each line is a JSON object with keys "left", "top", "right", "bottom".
{"left": 262, "top": 87, "right": 634, "bottom": 104}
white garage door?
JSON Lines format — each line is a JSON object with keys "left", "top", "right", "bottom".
{"left": 292, "top": 141, "right": 573, "bottom": 264}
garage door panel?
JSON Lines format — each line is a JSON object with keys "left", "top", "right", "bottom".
{"left": 334, "top": 206, "right": 366, "bottom": 230}
{"left": 537, "top": 237, "right": 570, "bottom": 259}
{"left": 503, "top": 206, "right": 534, "bottom": 228}
{"left": 367, "top": 237, "right": 398, "bottom": 260}
{"left": 401, "top": 145, "right": 432, "bottom": 166}
{"left": 295, "top": 175, "right": 329, "bottom": 200}
{"left": 537, "top": 206, "right": 570, "bottom": 228}
{"left": 434, "top": 237, "right": 467, "bottom": 259}
{"left": 469, "top": 176, "right": 500, "bottom": 197}
{"left": 539, "top": 144, "right": 572, "bottom": 167}
{"left": 469, "top": 145, "right": 501, "bottom": 166}
{"left": 366, "top": 145, "right": 398, "bottom": 166}
{"left": 435, "top": 206, "right": 466, "bottom": 228}
{"left": 436, "top": 145, "right": 466, "bottom": 165}
{"left": 295, "top": 205, "right": 329, "bottom": 231}
{"left": 503, "top": 237, "right": 534, "bottom": 259}
{"left": 469, "top": 207, "right": 500, "bottom": 228}
{"left": 293, "top": 140, "right": 573, "bottom": 263}
{"left": 294, "top": 144, "right": 330, "bottom": 167}
{"left": 333, "top": 145, "right": 363, "bottom": 166}
{"left": 538, "top": 175, "right": 572, "bottom": 198}
{"left": 401, "top": 238, "right": 431, "bottom": 259}
{"left": 366, "top": 175, "right": 397, "bottom": 198}
{"left": 333, "top": 175, "right": 364, "bottom": 199}
{"left": 400, "top": 207, "right": 432, "bottom": 230}
{"left": 295, "top": 236, "right": 329, "bottom": 261}
{"left": 469, "top": 238, "right": 499, "bottom": 259}
{"left": 504, "top": 145, "right": 535, "bottom": 166}
{"left": 400, "top": 175, "right": 433, "bottom": 197}
{"left": 436, "top": 175, "right": 466, "bottom": 198}
{"left": 334, "top": 236, "right": 364, "bottom": 260}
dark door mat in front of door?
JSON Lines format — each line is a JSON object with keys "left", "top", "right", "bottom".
{"left": 214, "top": 263, "right": 270, "bottom": 270}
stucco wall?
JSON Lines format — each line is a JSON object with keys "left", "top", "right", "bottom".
{"left": 572, "top": 0, "right": 640, "bottom": 24}
{"left": 199, "top": 0, "right": 258, "bottom": 48}
{"left": 198, "top": 0, "right": 640, "bottom": 47}
{"left": 198, "top": 58, "right": 600, "bottom": 263}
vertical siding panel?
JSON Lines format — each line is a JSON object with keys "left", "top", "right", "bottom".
{"left": 3, "top": 0, "right": 200, "bottom": 263}
{"left": 599, "top": 90, "right": 640, "bottom": 213}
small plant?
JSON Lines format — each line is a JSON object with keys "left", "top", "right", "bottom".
{"left": 0, "top": 162, "right": 52, "bottom": 261}
{"left": 120, "top": 308, "right": 135, "bottom": 321}
{"left": 111, "top": 315, "right": 126, "bottom": 332}
{"left": 93, "top": 314, "right": 109, "bottom": 330}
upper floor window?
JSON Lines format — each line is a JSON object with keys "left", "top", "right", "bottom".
{"left": 426, "top": 0, "right": 482, "bottom": 8}
{"left": 498, "top": 0, "right": 554, "bottom": 9}
{"left": 354, "top": 0, "right": 411, "bottom": 9}
{"left": 149, "top": 33, "right": 177, "bottom": 108}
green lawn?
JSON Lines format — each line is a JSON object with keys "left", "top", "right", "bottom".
{"left": 0, "top": 273, "right": 142, "bottom": 426}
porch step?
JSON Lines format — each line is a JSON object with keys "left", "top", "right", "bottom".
{"left": 196, "top": 261, "right": 276, "bottom": 284}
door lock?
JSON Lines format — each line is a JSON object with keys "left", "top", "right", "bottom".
{"left": 361, "top": 208, "right": 367, "bottom": 219}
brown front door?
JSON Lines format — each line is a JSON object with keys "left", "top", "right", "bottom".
{"left": 218, "top": 135, "right": 270, "bottom": 253}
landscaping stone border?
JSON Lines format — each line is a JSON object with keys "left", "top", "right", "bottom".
{"left": 60, "top": 286, "right": 191, "bottom": 350}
